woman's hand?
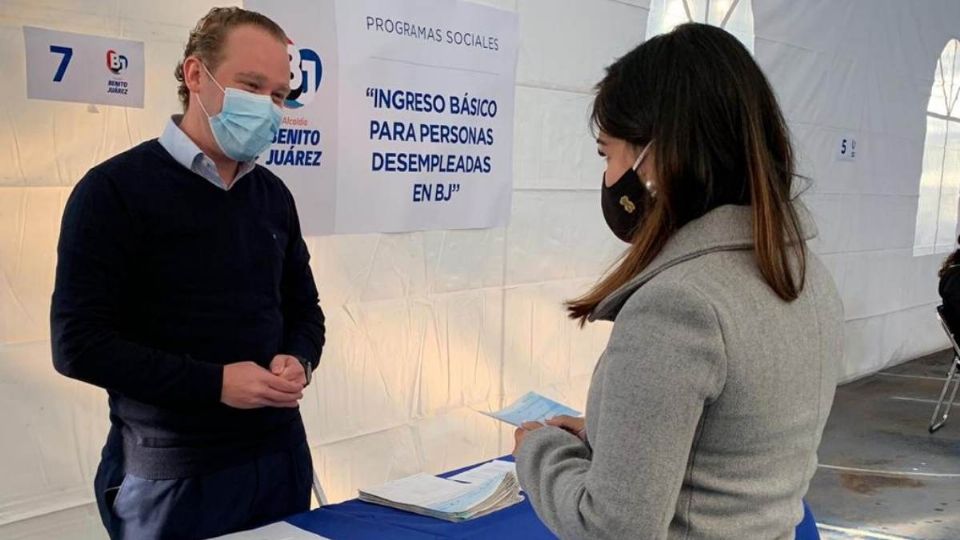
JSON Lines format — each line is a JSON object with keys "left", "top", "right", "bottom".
{"left": 512, "top": 421, "right": 545, "bottom": 458}
{"left": 546, "top": 415, "right": 587, "bottom": 442}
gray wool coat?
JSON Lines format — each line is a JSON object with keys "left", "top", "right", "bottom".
{"left": 516, "top": 203, "right": 843, "bottom": 540}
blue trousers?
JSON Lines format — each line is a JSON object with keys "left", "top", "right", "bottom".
{"left": 94, "top": 426, "right": 313, "bottom": 540}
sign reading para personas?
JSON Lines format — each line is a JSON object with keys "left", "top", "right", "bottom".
{"left": 23, "top": 27, "right": 145, "bottom": 108}
{"left": 246, "top": 0, "right": 519, "bottom": 234}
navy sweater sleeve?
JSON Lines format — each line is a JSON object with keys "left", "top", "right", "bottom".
{"left": 279, "top": 186, "right": 326, "bottom": 369}
{"left": 51, "top": 170, "right": 223, "bottom": 406}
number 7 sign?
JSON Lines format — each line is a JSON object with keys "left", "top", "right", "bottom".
{"left": 49, "top": 45, "right": 73, "bottom": 82}
{"left": 24, "top": 26, "right": 144, "bottom": 108}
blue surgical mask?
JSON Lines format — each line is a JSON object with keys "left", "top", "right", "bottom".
{"left": 197, "top": 64, "right": 282, "bottom": 162}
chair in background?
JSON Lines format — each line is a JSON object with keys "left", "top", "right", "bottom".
{"left": 930, "top": 306, "right": 960, "bottom": 433}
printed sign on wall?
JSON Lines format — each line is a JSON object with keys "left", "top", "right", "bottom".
{"left": 23, "top": 26, "right": 145, "bottom": 108}
{"left": 246, "top": 0, "right": 519, "bottom": 234}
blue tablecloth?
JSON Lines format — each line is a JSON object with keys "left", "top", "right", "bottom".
{"left": 284, "top": 456, "right": 820, "bottom": 539}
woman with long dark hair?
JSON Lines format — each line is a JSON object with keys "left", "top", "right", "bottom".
{"left": 939, "top": 238, "right": 960, "bottom": 332}
{"left": 512, "top": 23, "right": 843, "bottom": 539}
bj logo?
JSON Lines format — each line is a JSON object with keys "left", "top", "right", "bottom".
{"left": 106, "top": 50, "right": 128, "bottom": 74}
{"left": 285, "top": 39, "right": 322, "bottom": 109}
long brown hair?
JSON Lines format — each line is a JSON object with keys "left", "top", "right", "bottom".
{"left": 568, "top": 23, "right": 807, "bottom": 324}
{"left": 939, "top": 238, "right": 960, "bottom": 278}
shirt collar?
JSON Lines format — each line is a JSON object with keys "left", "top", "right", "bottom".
{"left": 158, "top": 114, "right": 257, "bottom": 190}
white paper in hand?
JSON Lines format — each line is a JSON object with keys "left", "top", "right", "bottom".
{"left": 481, "top": 392, "right": 580, "bottom": 426}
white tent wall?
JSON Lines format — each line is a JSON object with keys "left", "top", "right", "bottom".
{"left": 0, "top": 0, "right": 958, "bottom": 537}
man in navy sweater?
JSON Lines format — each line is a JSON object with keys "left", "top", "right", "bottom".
{"left": 51, "top": 8, "right": 325, "bottom": 539}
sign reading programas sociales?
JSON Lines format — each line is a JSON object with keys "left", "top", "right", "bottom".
{"left": 245, "top": 0, "right": 519, "bottom": 235}
{"left": 23, "top": 27, "right": 145, "bottom": 108}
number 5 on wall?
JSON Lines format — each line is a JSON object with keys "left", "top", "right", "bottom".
{"left": 49, "top": 45, "right": 73, "bottom": 82}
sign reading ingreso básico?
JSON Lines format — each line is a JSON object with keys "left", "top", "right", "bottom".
{"left": 246, "top": 0, "right": 518, "bottom": 234}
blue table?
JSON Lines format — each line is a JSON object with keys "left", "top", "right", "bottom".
{"left": 284, "top": 456, "right": 820, "bottom": 539}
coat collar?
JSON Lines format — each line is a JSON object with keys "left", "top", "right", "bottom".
{"left": 589, "top": 202, "right": 818, "bottom": 322}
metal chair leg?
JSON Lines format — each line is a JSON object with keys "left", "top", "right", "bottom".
{"left": 313, "top": 469, "right": 329, "bottom": 507}
{"left": 929, "top": 355, "right": 960, "bottom": 433}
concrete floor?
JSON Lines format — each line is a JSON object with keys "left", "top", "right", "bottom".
{"left": 808, "top": 349, "right": 960, "bottom": 540}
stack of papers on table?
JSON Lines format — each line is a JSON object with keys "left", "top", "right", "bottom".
{"left": 358, "top": 467, "right": 523, "bottom": 522}
{"left": 447, "top": 459, "right": 517, "bottom": 485}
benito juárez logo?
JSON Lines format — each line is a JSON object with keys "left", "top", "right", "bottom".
{"left": 284, "top": 38, "right": 322, "bottom": 109}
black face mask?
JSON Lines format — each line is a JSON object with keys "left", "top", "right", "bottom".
{"left": 601, "top": 142, "right": 654, "bottom": 242}
{"left": 601, "top": 167, "right": 647, "bottom": 242}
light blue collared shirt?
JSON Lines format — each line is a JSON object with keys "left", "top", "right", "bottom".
{"left": 158, "top": 115, "right": 256, "bottom": 190}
